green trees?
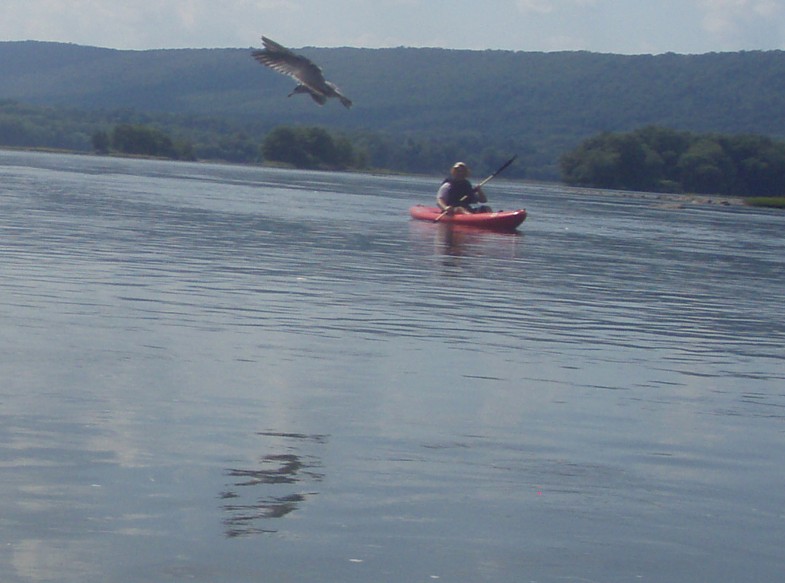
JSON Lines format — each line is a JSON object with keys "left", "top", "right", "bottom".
{"left": 677, "top": 138, "right": 733, "bottom": 194}
{"left": 0, "top": 100, "right": 93, "bottom": 151}
{"left": 557, "top": 127, "right": 658, "bottom": 193}
{"left": 92, "top": 124, "right": 195, "bottom": 160}
{"left": 261, "top": 126, "right": 360, "bottom": 170}
{"left": 560, "top": 132, "right": 666, "bottom": 192}
{"left": 6, "top": 44, "right": 785, "bottom": 180}
{"left": 561, "top": 126, "right": 785, "bottom": 196}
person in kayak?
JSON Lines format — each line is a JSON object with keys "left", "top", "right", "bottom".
{"left": 436, "top": 162, "right": 490, "bottom": 214}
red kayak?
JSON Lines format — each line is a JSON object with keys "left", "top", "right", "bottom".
{"left": 409, "top": 205, "right": 527, "bottom": 231}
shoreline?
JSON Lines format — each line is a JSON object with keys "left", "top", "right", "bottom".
{"left": 649, "top": 193, "right": 747, "bottom": 208}
{"left": 2, "top": 147, "right": 781, "bottom": 209}
{"left": 561, "top": 184, "right": 750, "bottom": 208}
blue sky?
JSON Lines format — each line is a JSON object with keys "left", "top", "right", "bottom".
{"left": 3, "top": 0, "right": 784, "bottom": 54}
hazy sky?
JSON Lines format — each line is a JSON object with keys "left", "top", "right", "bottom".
{"left": 3, "top": 0, "right": 785, "bottom": 54}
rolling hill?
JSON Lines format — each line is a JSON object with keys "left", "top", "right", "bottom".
{"left": 2, "top": 41, "right": 785, "bottom": 179}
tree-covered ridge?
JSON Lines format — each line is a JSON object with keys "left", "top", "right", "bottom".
{"left": 0, "top": 100, "right": 517, "bottom": 178}
{"left": 561, "top": 126, "right": 785, "bottom": 196}
{"left": 2, "top": 41, "right": 785, "bottom": 179}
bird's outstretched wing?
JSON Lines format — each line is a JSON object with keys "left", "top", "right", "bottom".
{"left": 252, "top": 36, "right": 352, "bottom": 108}
{"left": 251, "top": 36, "right": 328, "bottom": 91}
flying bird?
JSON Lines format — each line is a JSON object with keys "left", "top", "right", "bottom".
{"left": 251, "top": 36, "right": 352, "bottom": 109}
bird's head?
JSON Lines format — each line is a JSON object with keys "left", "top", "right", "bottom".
{"left": 287, "top": 85, "right": 311, "bottom": 97}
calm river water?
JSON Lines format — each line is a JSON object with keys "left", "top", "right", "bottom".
{"left": 1, "top": 151, "right": 783, "bottom": 583}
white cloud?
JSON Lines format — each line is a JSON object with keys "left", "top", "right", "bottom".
{"left": 1, "top": 0, "right": 783, "bottom": 53}
{"left": 699, "top": 0, "right": 785, "bottom": 38}
{"left": 1, "top": 0, "right": 300, "bottom": 49}
{"left": 698, "top": 0, "right": 785, "bottom": 50}
{"left": 516, "top": 0, "right": 556, "bottom": 14}
{"left": 516, "top": 0, "right": 599, "bottom": 15}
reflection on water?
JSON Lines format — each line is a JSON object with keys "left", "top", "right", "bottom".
{"left": 437, "top": 224, "right": 521, "bottom": 259}
{"left": 408, "top": 220, "right": 523, "bottom": 270}
{"left": 220, "top": 432, "right": 327, "bottom": 538}
{"left": 2, "top": 151, "right": 785, "bottom": 583}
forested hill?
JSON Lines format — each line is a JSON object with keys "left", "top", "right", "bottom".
{"left": 2, "top": 40, "right": 785, "bottom": 179}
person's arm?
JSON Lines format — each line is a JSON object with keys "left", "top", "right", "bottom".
{"left": 436, "top": 182, "right": 451, "bottom": 210}
{"left": 474, "top": 185, "right": 487, "bottom": 203}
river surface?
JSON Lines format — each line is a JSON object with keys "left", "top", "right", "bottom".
{"left": 1, "top": 151, "right": 783, "bottom": 583}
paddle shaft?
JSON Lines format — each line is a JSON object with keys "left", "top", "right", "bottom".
{"left": 475, "top": 155, "right": 517, "bottom": 188}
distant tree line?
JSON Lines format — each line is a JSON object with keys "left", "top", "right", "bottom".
{"left": 0, "top": 100, "right": 94, "bottom": 151}
{"left": 259, "top": 126, "right": 519, "bottom": 176}
{"left": 4, "top": 96, "right": 783, "bottom": 198}
{"left": 0, "top": 101, "right": 524, "bottom": 178}
{"left": 8, "top": 43, "right": 785, "bottom": 181}
{"left": 92, "top": 124, "right": 195, "bottom": 160}
{"left": 261, "top": 126, "right": 360, "bottom": 170}
{"left": 561, "top": 126, "right": 785, "bottom": 196}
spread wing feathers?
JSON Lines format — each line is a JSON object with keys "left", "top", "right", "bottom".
{"left": 251, "top": 36, "right": 352, "bottom": 108}
{"left": 252, "top": 38, "right": 326, "bottom": 89}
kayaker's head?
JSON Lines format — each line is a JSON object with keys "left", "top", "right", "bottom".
{"left": 451, "top": 162, "right": 470, "bottom": 178}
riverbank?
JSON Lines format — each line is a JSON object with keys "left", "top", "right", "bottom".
{"left": 3, "top": 146, "right": 782, "bottom": 209}
{"left": 651, "top": 194, "right": 785, "bottom": 209}
{"left": 651, "top": 193, "right": 747, "bottom": 208}
{"left": 561, "top": 185, "right": 751, "bottom": 208}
